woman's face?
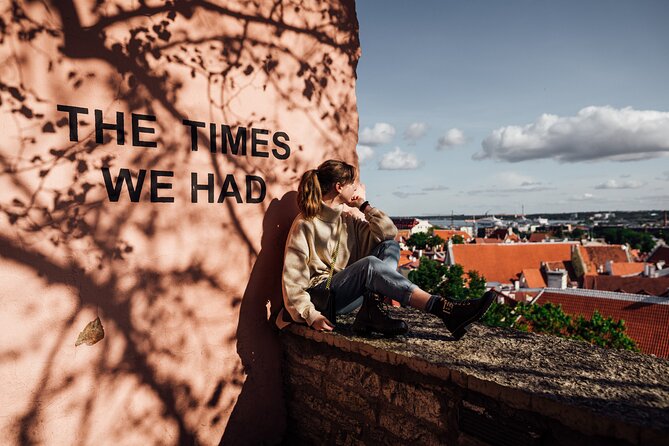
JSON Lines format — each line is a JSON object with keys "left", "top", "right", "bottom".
{"left": 337, "top": 180, "right": 358, "bottom": 203}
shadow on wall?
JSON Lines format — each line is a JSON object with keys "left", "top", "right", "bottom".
{"left": 222, "top": 191, "right": 299, "bottom": 444}
{"left": 0, "top": 1, "right": 359, "bottom": 445}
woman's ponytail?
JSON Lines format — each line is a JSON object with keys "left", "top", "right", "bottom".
{"left": 297, "top": 169, "right": 322, "bottom": 219}
{"left": 297, "top": 160, "right": 357, "bottom": 219}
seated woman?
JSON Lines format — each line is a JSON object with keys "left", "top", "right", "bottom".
{"left": 276, "top": 159, "right": 494, "bottom": 338}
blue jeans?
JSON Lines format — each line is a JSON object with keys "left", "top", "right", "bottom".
{"left": 310, "top": 240, "right": 418, "bottom": 315}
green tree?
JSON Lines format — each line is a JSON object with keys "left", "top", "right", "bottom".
{"left": 406, "top": 232, "right": 429, "bottom": 249}
{"left": 408, "top": 259, "right": 486, "bottom": 299}
{"left": 571, "top": 228, "right": 585, "bottom": 239}
{"left": 599, "top": 228, "right": 656, "bottom": 253}
{"left": 481, "top": 302, "right": 638, "bottom": 352}
{"left": 408, "top": 257, "right": 443, "bottom": 294}
{"left": 569, "top": 311, "right": 638, "bottom": 351}
{"left": 451, "top": 234, "right": 465, "bottom": 244}
{"left": 426, "top": 234, "right": 445, "bottom": 249}
{"left": 480, "top": 301, "right": 516, "bottom": 328}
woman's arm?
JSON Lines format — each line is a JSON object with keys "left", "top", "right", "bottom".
{"left": 355, "top": 204, "right": 398, "bottom": 243}
{"left": 282, "top": 219, "right": 326, "bottom": 327}
{"left": 344, "top": 184, "right": 398, "bottom": 250}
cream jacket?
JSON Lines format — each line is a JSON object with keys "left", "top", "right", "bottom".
{"left": 277, "top": 202, "right": 398, "bottom": 328}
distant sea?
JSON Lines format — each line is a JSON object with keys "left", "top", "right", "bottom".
{"left": 429, "top": 218, "right": 473, "bottom": 228}
{"left": 427, "top": 217, "right": 579, "bottom": 228}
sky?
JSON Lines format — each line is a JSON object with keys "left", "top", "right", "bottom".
{"left": 354, "top": 0, "right": 669, "bottom": 217}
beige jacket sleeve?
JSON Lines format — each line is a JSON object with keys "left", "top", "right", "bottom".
{"left": 282, "top": 218, "right": 322, "bottom": 326}
{"left": 349, "top": 205, "right": 398, "bottom": 261}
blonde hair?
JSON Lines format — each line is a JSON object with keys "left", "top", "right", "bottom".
{"left": 297, "top": 160, "right": 357, "bottom": 219}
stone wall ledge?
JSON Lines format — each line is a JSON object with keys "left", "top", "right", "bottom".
{"left": 281, "top": 307, "right": 669, "bottom": 445}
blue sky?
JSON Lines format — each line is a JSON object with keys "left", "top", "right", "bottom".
{"left": 354, "top": 0, "right": 669, "bottom": 216}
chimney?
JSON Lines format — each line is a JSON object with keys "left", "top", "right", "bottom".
{"left": 546, "top": 270, "right": 567, "bottom": 289}
{"left": 644, "top": 263, "right": 655, "bottom": 277}
{"left": 605, "top": 260, "right": 614, "bottom": 275}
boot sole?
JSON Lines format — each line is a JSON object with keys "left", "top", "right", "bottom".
{"left": 449, "top": 293, "right": 495, "bottom": 340}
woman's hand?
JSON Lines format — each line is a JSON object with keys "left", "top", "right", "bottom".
{"left": 346, "top": 183, "right": 366, "bottom": 208}
{"left": 311, "top": 314, "right": 335, "bottom": 332}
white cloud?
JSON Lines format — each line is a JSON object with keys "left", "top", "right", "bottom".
{"left": 356, "top": 145, "right": 374, "bottom": 164}
{"left": 486, "top": 171, "right": 550, "bottom": 192}
{"left": 404, "top": 122, "right": 428, "bottom": 143}
{"left": 475, "top": 106, "right": 669, "bottom": 162}
{"left": 570, "top": 193, "right": 595, "bottom": 201}
{"left": 657, "top": 171, "right": 669, "bottom": 181}
{"left": 594, "top": 179, "right": 643, "bottom": 189}
{"left": 496, "top": 171, "right": 536, "bottom": 187}
{"left": 422, "top": 185, "right": 450, "bottom": 191}
{"left": 392, "top": 191, "right": 427, "bottom": 199}
{"left": 359, "top": 122, "right": 396, "bottom": 146}
{"left": 436, "top": 128, "right": 465, "bottom": 150}
{"left": 378, "top": 147, "right": 420, "bottom": 170}
{"left": 466, "top": 171, "right": 554, "bottom": 196}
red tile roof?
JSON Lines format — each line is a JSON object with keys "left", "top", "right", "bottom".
{"left": 521, "top": 268, "right": 546, "bottom": 288}
{"left": 529, "top": 233, "right": 550, "bottom": 243}
{"left": 473, "top": 238, "right": 503, "bottom": 244}
{"left": 545, "top": 261, "right": 567, "bottom": 271}
{"left": 450, "top": 242, "right": 577, "bottom": 284}
{"left": 609, "top": 262, "right": 646, "bottom": 277}
{"left": 648, "top": 246, "right": 669, "bottom": 264}
{"left": 583, "top": 275, "right": 669, "bottom": 297}
{"left": 432, "top": 229, "right": 472, "bottom": 241}
{"left": 579, "top": 245, "right": 629, "bottom": 274}
{"left": 398, "top": 250, "right": 414, "bottom": 268}
{"left": 392, "top": 218, "right": 419, "bottom": 229}
{"left": 489, "top": 228, "right": 510, "bottom": 240}
{"left": 535, "top": 289, "right": 669, "bottom": 358}
{"left": 395, "top": 229, "right": 412, "bottom": 242}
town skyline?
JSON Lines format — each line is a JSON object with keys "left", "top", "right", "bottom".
{"left": 354, "top": 0, "right": 669, "bottom": 216}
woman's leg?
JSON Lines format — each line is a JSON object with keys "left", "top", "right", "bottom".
{"left": 321, "top": 239, "right": 495, "bottom": 339}
{"left": 366, "top": 240, "right": 432, "bottom": 310}
{"left": 335, "top": 239, "right": 403, "bottom": 314}
{"left": 329, "top": 243, "right": 418, "bottom": 315}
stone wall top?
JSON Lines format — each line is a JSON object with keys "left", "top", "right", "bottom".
{"left": 285, "top": 307, "right": 669, "bottom": 444}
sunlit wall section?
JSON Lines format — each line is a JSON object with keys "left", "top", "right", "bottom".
{"left": 0, "top": 1, "right": 360, "bottom": 444}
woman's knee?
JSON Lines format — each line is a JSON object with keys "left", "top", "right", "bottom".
{"left": 363, "top": 256, "right": 392, "bottom": 278}
{"left": 378, "top": 239, "right": 400, "bottom": 250}
{"left": 372, "top": 239, "right": 400, "bottom": 258}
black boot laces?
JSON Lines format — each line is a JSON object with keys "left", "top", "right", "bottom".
{"left": 371, "top": 293, "right": 392, "bottom": 318}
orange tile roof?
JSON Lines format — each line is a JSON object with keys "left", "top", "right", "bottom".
{"left": 648, "top": 246, "right": 669, "bottom": 264}
{"left": 545, "top": 261, "right": 567, "bottom": 271}
{"left": 609, "top": 262, "right": 646, "bottom": 277}
{"left": 529, "top": 233, "right": 550, "bottom": 243}
{"left": 536, "top": 290, "right": 669, "bottom": 358}
{"left": 579, "top": 245, "right": 629, "bottom": 274}
{"left": 473, "top": 238, "right": 503, "bottom": 244}
{"left": 398, "top": 259, "right": 420, "bottom": 270}
{"left": 432, "top": 229, "right": 472, "bottom": 241}
{"left": 398, "top": 250, "right": 414, "bottom": 268}
{"left": 450, "top": 242, "right": 577, "bottom": 284}
{"left": 629, "top": 249, "right": 643, "bottom": 262}
{"left": 583, "top": 275, "right": 669, "bottom": 297}
{"left": 521, "top": 268, "right": 546, "bottom": 288}
{"left": 395, "top": 229, "right": 412, "bottom": 242}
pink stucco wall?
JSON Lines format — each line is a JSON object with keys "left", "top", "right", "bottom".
{"left": 0, "top": 1, "right": 360, "bottom": 444}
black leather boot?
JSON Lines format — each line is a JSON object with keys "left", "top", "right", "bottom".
{"left": 351, "top": 292, "right": 409, "bottom": 337}
{"left": 429, "top": 291, "right": 496, "bottom": 340}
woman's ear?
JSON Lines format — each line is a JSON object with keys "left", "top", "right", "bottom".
{"left": 334, "top": 182, "right": 343, "bottom": 194}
